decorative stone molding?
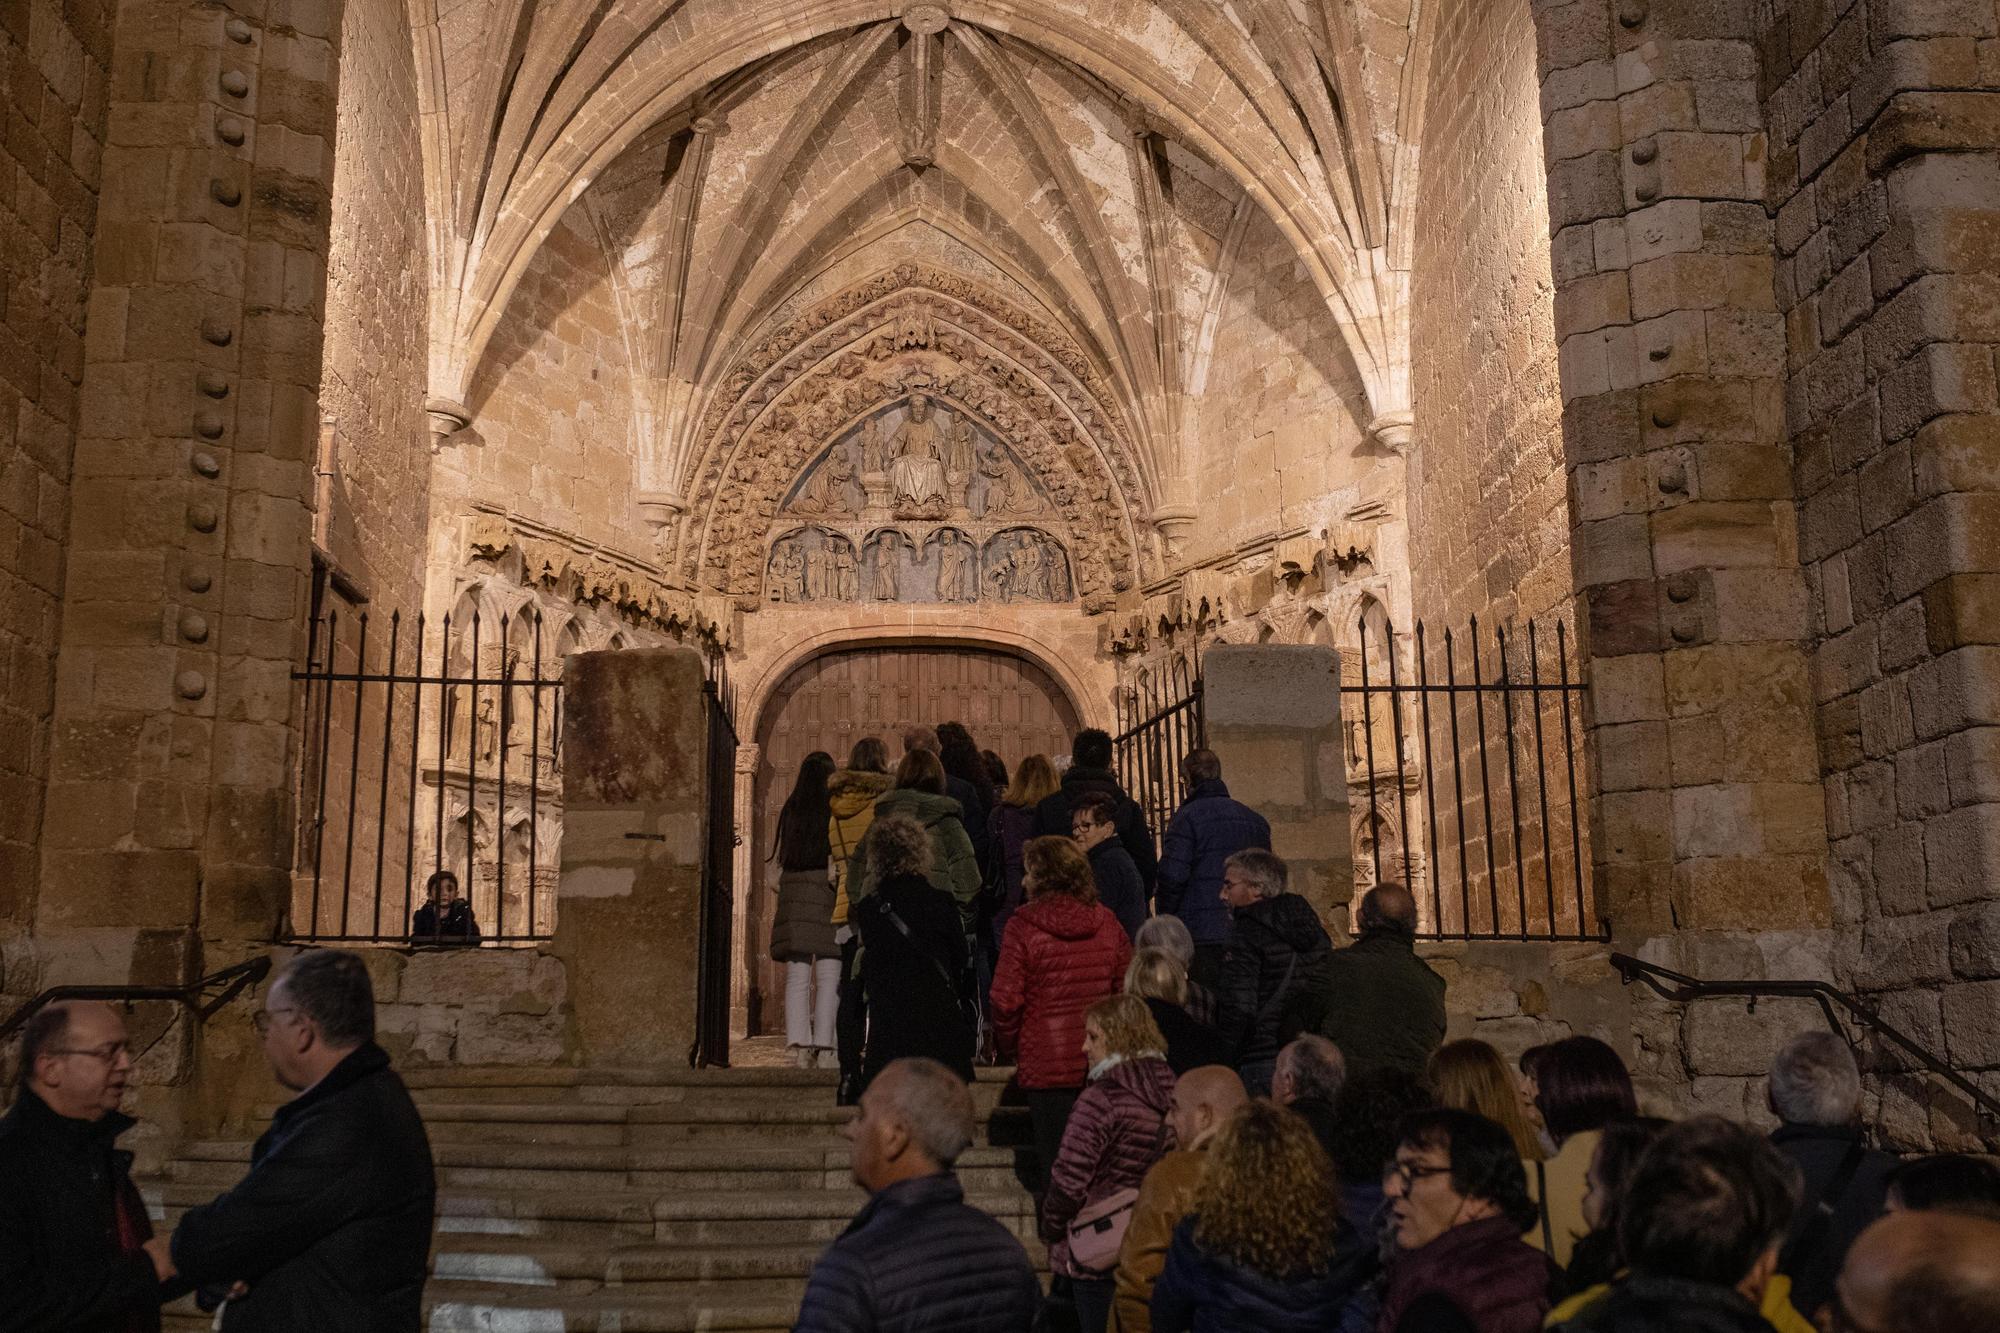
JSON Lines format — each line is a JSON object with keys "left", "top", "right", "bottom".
{"left": 1365, "top": 409, "right": 1414, "bottom": 455}
{"left": 1152, "top": 505, "right": 1197, "bottom": 567}
{"left": 426, "top": 397, "right": 479, "bottom": 452}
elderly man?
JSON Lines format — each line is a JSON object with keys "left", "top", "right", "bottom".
{"left": 0, "top": 1000, "right": 169, "bottom": 1332}
{"left": 1548, "top": 1117, "right": 1800, "bottom": 1333}
{"left": 1155, "top": 749, "right": 1271, "bottom": 983}
{"left": 1213, "top": 849, "right": 1331, "bottom": 1096}
{"left": 1272, "top": 1034, "right": 1345, "bottom": 1166}
{"left": 1765, "top": 1030, "right": 1896, "bottom": 1319}
{"left": 1299, "top": 882, "right": 1445, "bottom": 1080}
{"left": 796, "top": 1056, "right": 1039, "bottom": 1332}
{"left": 1108, "top": 1066, "right": 1248, "bottom": 1333}
{"left": 164, "top": 950, "right": 435, "bottom": 1331}
{"left": 1832, "top": 1209, "right": 2000, "bottom": 1333}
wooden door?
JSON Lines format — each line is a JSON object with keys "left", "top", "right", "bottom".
{"left": 748, "top": 646, "right": 1081, "bottom": 1034}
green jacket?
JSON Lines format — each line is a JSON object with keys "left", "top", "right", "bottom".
{"left": 847, "top": 788, "right": 982, "bottom": 929}
{"left": 1301, "top": 927, "right": 1446, "bottom": 1078}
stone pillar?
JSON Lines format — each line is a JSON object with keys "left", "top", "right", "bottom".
{"left": 1201, "top": 645, "right": 1355, "bottom": 931}
{"left": 552, "top": 647, "right": 710, "bottom": 1064}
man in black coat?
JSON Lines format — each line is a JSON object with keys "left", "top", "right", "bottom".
{"left": 1296, "top": 883, "right": 1446, "bottom": 1080}
{"left": 1032, "top": 728, "right": 1157, "bottom": 893}
{"left": 1213, "top": 849, "right": 1332, "bottom": 1097}
{"left": 163, "top": 949, "right": 436, "bottom": 1332}
{"left": 796, "top": 1057, "right": 1040, "bottom": 1332}
{"left": 0, "top": 1000, "right": 170, "bottom": 1332}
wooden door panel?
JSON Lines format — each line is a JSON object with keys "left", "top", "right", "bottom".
{"left": 748, "top": 646, "right": 1081, "bottom": 1035}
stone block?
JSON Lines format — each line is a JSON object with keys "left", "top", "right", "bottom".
{"left": 454, "top": 1010, "right": 566, "bottom": 1065}
{"left": 1948, "top": 899, "right": 2000, "bottom": 978}
{"left": 1851, "top": 910, "right": 1954, "bottom": 990}
{"left": 1206, "top": 645, "right": 1338, "bottom": 729}
{"left": 1922, "top": 800, "right": 2000, "bottom": 905}
{"left": 1938, "top": 979, "right": 2000, "bottom": 1066}
{"left": 1681, "top": 996, "right": 1823, "bottom": 1077}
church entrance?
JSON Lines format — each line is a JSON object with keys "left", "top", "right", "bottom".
{"left": 746, "top": 644, "right": 1083, "bottom": 1035}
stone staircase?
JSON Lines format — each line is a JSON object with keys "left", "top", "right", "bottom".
{"left": 146, "top": 1062, "right": 1040, "bottom": 1332}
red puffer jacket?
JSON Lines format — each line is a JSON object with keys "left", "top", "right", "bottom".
{"left": 1042, "top": 1055, "right": 1178, "bottom": 1276}
{"left": 990, "top": 893, "right": 1133, "bottom": 1088}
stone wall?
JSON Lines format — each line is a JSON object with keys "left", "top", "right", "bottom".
{"left": 0, "top": 0, "right": 113, "bottom": 957}
{"left": 317, "top": 0, "right": 430, "bottom": 612}
{"left": 1758, "top": 0, "right": 2000, "bottom": 1149}
{"left": 1408, "top": 0, "right": 1569, "bottom": 634}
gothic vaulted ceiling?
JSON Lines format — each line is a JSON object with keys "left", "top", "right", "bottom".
{"left": 411, "top": 0, "right": 1431, "bottom": 531}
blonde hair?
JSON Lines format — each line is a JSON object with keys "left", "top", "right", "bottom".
{"left": 1086, "top": 994, "right": 1166, "bottom": 1060}
{"left": 1192, "top": 1101, "right": 1339, "bottom": 1278}
{"left": 1124, "top": 948, "right": 1188, "bottom": 1006}
{"left": 1003, "top": 753, "right": 1061, "bottom": 809}
{"left": 1022, "top": 835, "right": 1097, "bottom": 906}
{"left": 1428, "top": 1039, "right": 1545, "bottom": 1161}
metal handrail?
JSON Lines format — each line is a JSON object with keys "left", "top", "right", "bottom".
{"left": 1609, "top": 952, "right": 2000, "bottom": 1130}
{"left": 0, "top": 956, "right": 272, "bottom": 1046}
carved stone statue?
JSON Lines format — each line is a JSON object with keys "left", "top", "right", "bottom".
{"left": 804, "top": 539, "right": 831, "bottom": 600}
{"left": 790, "top": 445, "right": 855, "bottom": 517}
{"left": 868, "top": 532, "right": 904, "bottom": 600}
{"left": 945, "top": 417, "right": 976, "bottom": 513}
{"left": 859, "top": 418, "right": 886, "bottom": 475}
{"left": 832, "top": 542, "right": 858, "bottom": 600}
{"left": 977, "top": 438, "right": 1040, "bottom": 517}
{"left": 936, "top": 530, "right": 971, "bottom": 602}
{"left": 888, "top": 395, "right": 949, "bottom": 511}
{"left": 769, "top": 539, "right": 807, "bottom": 603}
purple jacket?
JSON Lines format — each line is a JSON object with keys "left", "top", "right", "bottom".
{"left": 1042, "top": 1055, "right": 1178, "bottom": 1276}
{"left": 1377, "top": 1215, "right": 1558, "bottom": 1333}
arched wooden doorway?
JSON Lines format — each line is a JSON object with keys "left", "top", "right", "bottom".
{"left": 746, "top": 644, "right": 1083, "bottom": 1034}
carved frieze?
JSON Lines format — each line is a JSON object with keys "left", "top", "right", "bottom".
{"left": 766, "top": 519, "right": 1071, "bottom": 606}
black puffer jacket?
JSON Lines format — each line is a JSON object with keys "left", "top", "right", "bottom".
{"left": 1215, "top": 893, "right": 1332, "bottom": 1069}
{"left": 171, "top": 1043, "right": 436, "bottom": 1332}
{"left": 0, "top": 1090, "right": 164, "bottom": 1332}
{"left": 1547, "top": 1274, "right": 1773, "bottom": 1333}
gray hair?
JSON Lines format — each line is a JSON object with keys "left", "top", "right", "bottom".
{"left": 16, "top": 1003, "right": 74, "bottom": 1093}
{"left": 1769, "top": 1030, "right": 1862, "bottom": 1127}
{"left": 864, "top": 813, "right": 933, "bottom": 881}
{"left": 1278, "top": 1034, "right": 1346, "bottom": 1104}
{"left": 872, "top": 1057, "right": 975, "bottom": 1166}
{"left": 1136, "top": 914, "right": 1195, "bottom": 967}
{"left": 1225, "top": 848, "right": 1287, "bottom": 898}
{"left": 278, "top": 949, "right": 376, "bottom": 1048}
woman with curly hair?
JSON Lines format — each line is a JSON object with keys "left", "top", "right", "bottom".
{"left": 1150, "top": 1100, "right": 1372, "bottom": 1331}
{"left": 1042, "top": 994, "right": 1177, "bottom": 1333}
{"left": 852, "top": 813, "right": 976, "bottom": 1089}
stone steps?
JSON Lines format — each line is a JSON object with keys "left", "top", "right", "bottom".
{"left": 148, "top": 1060, "right": 1041, "bottom": 1332}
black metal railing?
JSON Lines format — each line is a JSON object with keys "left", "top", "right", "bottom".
{"left": 293, "top": 609, "right": 564, "bottom": 945}
{"left": 1114, "top": 655, "right": 1205, "bottom": 840}
{"left": 1344, "top": 614, "right": 1603, "bottom": 942}
{"left": 692, "top": 648, "right": 739, "bottom": 1068}
{"left": 1612, "top": 953, "right": 2000, "bottom": 1140}
{"left": 1, "top": 957, "right": 271, "bottom": 1046}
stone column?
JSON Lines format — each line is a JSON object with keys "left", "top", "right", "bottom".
{"left": 552, "top": 647, "right": 710, "bottom": 1064}
{"left": 1201, "top": 645, "right": 1356, "bottom": 931}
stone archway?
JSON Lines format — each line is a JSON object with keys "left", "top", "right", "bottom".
{"left": 739, "top": 640, "right": 1083, "bottom": 1036}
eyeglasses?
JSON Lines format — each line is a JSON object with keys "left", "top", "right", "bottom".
{"left": 251, "top": 1006, "right": 298, "bottom": 1036}
{"left": 1383, "top": 1160, "right": 1454, "bottom": 1188}
{"left": 52, "top": 1042, "right": 130, "bottom": 1064}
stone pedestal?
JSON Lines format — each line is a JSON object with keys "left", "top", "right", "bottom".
{"left": 553, "top": 648, "right": 710, "bottom": 1064}
{"left": 1202, "top": 645, "right": 1356, "bottom": 932}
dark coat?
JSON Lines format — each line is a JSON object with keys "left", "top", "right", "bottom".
{"left": 1300, "top": 928, "right": 1447, "bottom": 1079}
{"left": 1547, "top": 1275, "right": 1772, "bottom": 1333}
{"left": 852, "top": 789, "right": 981, "bottom": 929}
{"left": 1087, "top": 838, "right": 1150, "bottom": 939}
{"left": 990, "top": 893, "right": 1133, "bottom": 1088}
{"left": 1377, "top": 1215, "right": 1558, "bottom": 1333}
{"left": 987, "top": 803, "right": 1038, "bottom": 946}
{"left": 171, "top": 1043, "right": 436, "bottom": 1333}
{"left": 410, "top": 897, "right": 480, "bottom": 944}
{"left": 1769, "top": 1123, "right": 1896, "bottom": 1319}
{"left": 1033, "top": 766, "right": 1158, "bottom": 893}
{"left": 948, "top": 773, "right": 993, "bottom": 866}
{"left": 793, "top": 1172, "right": 1041, "bottom": 1333}
{"left": 1156, "top": 780, "right": 1272, "bottom": 945}
{"left": 855, "top": 872, "right": 976, "bottom": 1084}
{"left": 1151, "top": 1215, "right": 1372, "bottom": 1333}
{"left": 1143, "top": 997, "right": 1234, "bottom": 1076}
{"left": 1216, "top": 893, "right": 1333, "bottom": 1070}
{"left": 0, "top": 1090, "right": 163, "bottom": 1333}
{"left": 1043, "top": 1055, "right": 1177, "bottom": 1276}
{"left": 772, "top": 867, "right": 840, "bottom": 961}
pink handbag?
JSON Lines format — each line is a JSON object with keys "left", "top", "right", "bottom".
{"left": 1065, "top": 1186, "right": 1141, "bottom": 1273}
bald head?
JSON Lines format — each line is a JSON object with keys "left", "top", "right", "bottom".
{"left": 1358, "top": 882, "right": 1418, "bottom": 934}
{"left": 1839, "top": 1209, "right": 2000, "bottom": 1333}
{"left": 20, "top": 1000, "right": 132, "bottom": 1121}
{"left": 1169, "top": 1065, "right": 1247, "bottom": 1150}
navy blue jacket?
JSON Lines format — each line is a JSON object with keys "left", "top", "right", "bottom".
{"left": 794, "top": 1173, "right": 1039, "bottom": 1332}
{"left": 1156, "top": 780, "right": 1271, "bottom": 945}
{"left": 1087, "top": 838, "right": 1150, "bottom": 940}
{"left": 1151, "top": 1215, "right": 1371, "bottom": 1332}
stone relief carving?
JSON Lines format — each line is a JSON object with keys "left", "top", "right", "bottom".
{"left": 982, "top": 528, "right": 1071, "bottom": 603}
{"left": 767, "top": 521, "right": 1071, "bottom": 605}
{"left": 766, "top": 526, "right": 859, "bottom": 604}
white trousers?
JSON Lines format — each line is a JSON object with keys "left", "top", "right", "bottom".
{"left": 785, "top": 956, "right": 841, "bottom": 1049}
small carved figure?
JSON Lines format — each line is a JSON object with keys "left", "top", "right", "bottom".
{"left": 860, "top": 419, "right": 887, "bottom": 475}
{"left": 771, "top": 541, "right": 807, "bottom": 603}
{"left": 804, "top": 540, "right": 831, "bottom": 601}
{"left": 790, "top": 446, "right": 856, "bottom": 517}
{"left": 832, "top": 543, "right": 858, "bottom": 600}
{"left": 936, "top": 530, "right": 970, "bottom": 602}
{"left": 869, "top": 534, "right": 903, "bottom": 601}
{"left": 475, "top": 694, "right": 499, "bottom": 761}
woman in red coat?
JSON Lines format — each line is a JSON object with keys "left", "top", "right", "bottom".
{"left": 990, "top": 835, "right": 1134, "bottom": 1199}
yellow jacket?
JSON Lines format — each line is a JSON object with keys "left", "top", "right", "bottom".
{"left": 1109, "top": 1145, "right": 1208, "bottom": 1333}
{"left": 826, "top": 769, "right": 891, "bottom": 925}
{"left": 1545, "top": 1274, "right": 1815, "bottom": 1333}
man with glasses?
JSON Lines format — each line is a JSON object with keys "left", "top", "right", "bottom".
{"left": 0, "top": 1000, "right": 171, "bottom": 1331}
{"left": 158, "top": 950, "right": 436, "bottom": 1331}
{"left": 1377, "top": 1107, "right": 1558, "bottom": 1333}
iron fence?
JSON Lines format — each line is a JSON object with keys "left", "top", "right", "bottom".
{"left": 1344, "top": 613, "right": 1602, "bottom": 942}
{"left": 292, "top": 608, "right": 564, "bottom": 945}
{"left": 692, "top": 649, "right": 739, "bottom": 1067}
{"left": 1113, "top": 655, "right": 1205, "bottom": 840}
